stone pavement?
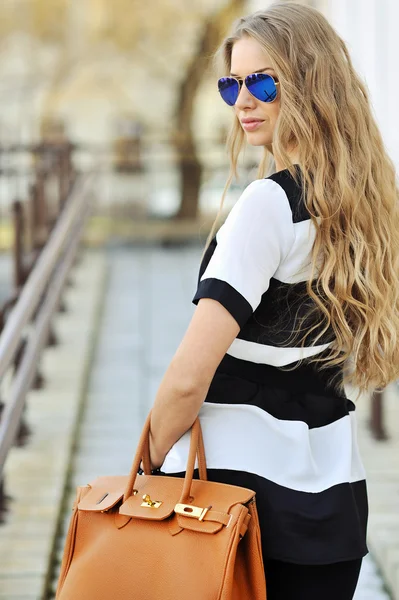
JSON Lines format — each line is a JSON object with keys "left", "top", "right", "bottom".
{"left": 49, "top": 246, "right": 395, "bottom": 599}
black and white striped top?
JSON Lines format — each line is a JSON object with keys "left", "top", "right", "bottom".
{"left": 193, "top": 166, "right": 334, "bottom": 366}
{"left": 162, "top": 166, "right": 368, "bottom": 565}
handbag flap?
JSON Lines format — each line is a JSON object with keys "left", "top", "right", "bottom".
{"left": 77, "top": 473, "right": 255, "bottom": 529}
{"left": 119, "top": 476, "right": 184, "bottom": 521}
{"left": 78, "top": 476, "right": 127, "bottom": 511}
{"left": 119, "top": 475, "right": 255, "bottom": 523}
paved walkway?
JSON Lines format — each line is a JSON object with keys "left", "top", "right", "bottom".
{"left": 0, "top": 251, "right": 107, "bottom": 599}
{"left": 354, "top": 383, "right": 399, "bottom": 599}
{"left": 50, "top": 246, "right": 394, "bottom": 599}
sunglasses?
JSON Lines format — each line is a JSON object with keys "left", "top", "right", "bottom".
{"left": 218, "top": 73, "right": 279, "bottom": 106}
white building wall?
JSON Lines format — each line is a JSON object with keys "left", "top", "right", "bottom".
{"left": 321, "top": 0, "right": 399, "bottom": 168}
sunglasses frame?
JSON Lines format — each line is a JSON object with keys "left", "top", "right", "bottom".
{"left": 218, "top": 73, "right": 280, "bottom": 106}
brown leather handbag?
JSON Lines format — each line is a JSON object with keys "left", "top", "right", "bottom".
{"left": 56, "top": 412, "right": 267, "bottom": 599}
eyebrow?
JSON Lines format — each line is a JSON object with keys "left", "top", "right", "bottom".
{"left": 230, "top": 67, "right": 275, "bottom": 77}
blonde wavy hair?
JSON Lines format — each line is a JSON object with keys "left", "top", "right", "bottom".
{"left": 205, "top": 2, "right": 399, "bottom": 398}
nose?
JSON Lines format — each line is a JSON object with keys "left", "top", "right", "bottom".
{"left": 235, "top": 82, "right": 257, "bottom": 111}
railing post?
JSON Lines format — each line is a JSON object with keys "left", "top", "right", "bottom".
{"left": 31, "top": 175, "right": 48, "bottom": 255}
{"left": 15, "top": 192, "right": 47, "bottom": 389}
{"left": 53, "top": 146, "right": 70, "bottom": 315}
{"left": 0, "top": 361, "right": 8, "bottom": 523}
{"left": 12, "top": 201, "right": 25, "bottom": 290}
{"left": 0, "top": 310, "right": 7, "bottom": 523}
{"left": 58, "top": 147, "right": 68, "bottom": 210}
{"left": 0, "top": 475, "right": 12, "bottom": 524}
{"left": 31, "top": 164, "right": 60, "bottom": 346}
{"left": 29, "top": 182, "right": 39, "bottom": 262}
{"left": 35, "top": 171, "right": 48, "bottom": 251}
{"left": 370, "top": 389, "right": 388, "bottom": 440}
{"left": 9, "top": 202, "right": 34, "bottom": 440}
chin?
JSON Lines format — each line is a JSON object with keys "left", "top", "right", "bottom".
{"left": 245, "top": 132, "right": 272, "bottom": 147}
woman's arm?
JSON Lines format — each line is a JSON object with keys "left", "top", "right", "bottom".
{"left": 149, "top": 297, "right": 240, "bottom": 468}
{"left": 149, "top": 180, "right": 295, "bottom": 467}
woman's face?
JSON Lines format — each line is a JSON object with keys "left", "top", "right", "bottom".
{"left": 230, "top": 36, "right": 281, "bottom": 147}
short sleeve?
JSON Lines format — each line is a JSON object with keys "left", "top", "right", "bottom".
{"left": 192, "top": 178, "right": 295, "bottom": 328}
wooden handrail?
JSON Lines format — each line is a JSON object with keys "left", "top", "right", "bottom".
{"left": 0, "top": 141, "right": 93, "bottom": 521}
{"left": 0, "top": 195, "right": 91, "bottom": 471}
{"left": 0, "top": 175, "right": 93, "bottom": 382}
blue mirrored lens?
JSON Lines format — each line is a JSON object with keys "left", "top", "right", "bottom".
{"left": 246, "top": 73, "right": 277, "bottom": 103}
{"left": 218, "top": 77, "right": 239, "bottom": 106}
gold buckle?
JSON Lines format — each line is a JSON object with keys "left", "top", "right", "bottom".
{"left": 141, "top": 494, "right": 163, "bottom": 509}
{"left": 174, "top": 503, "right": 211, "bottom": 520}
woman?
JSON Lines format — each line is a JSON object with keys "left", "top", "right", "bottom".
{"left": 146, "top": 3, "right": 399, "bottom": 599}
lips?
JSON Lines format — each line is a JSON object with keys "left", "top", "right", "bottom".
{"left": 241, "top": 118, "right": 264, "bottom": 132}
{"left": 241, "top": 118, "right": 264, "bottom": 124}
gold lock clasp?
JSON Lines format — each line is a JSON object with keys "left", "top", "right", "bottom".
{"left": 141, "top": 494, "right": 163, "bottom": 509}
{"left": 174, "top": 503, "right": 212, "bottom": 520}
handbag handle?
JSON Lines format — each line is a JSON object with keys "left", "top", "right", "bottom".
{"left": 123, "top": 411, "right": 208, "bottom": 503}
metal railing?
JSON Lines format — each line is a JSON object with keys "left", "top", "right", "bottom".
{"left": 0, "top": 142, "right": 94, "bottom": 522}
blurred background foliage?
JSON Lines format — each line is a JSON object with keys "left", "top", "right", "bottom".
{"left": 0, "top": 0, "right": 259, "bottom": 231}
{"left": 0, "top": 0, "right": 397, "bottom": 236}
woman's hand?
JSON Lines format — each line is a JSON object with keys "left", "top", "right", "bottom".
{"left": 148, "top": 431, "right": 167, "bottom": 470}
{"left": 138, "top": 433, "right": 167, "bottom": 474}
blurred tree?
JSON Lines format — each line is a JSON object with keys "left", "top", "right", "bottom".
{"left": 173, "top": 0, "right": 246, "bottom": 219}
{"left": 0, "top": 0, "right": 246, "bottom": 218}
{"left": 86, "top": 0, "right": 247, "bottom": 219}
{"left": 0, "top": 5, "right": 14, "bottom": 39}
{"left": 31, "top": 0, "right": 68, "bottom": 42}
{"left": 0, "top": 0, "right": 67, "bottom": 40}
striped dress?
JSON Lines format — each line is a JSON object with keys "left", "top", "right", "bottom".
{"left": 161, "top": 166, "right": 369, "bottom": 565}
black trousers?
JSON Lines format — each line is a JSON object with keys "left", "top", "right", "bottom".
{"left": 264, "top": 558, "right": 363, "bottom": 600}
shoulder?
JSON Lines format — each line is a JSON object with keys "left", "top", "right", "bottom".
{"left": 266, "top": 166, "right": 309, "bottom": 223}
{"left": 230, "top": 177, "right": 294, "bottom": 225}
{"left": 218, "top": 178, "right": 296, "bottom": 259}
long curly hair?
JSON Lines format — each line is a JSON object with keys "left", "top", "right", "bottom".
{"left": 205, "top": 2, "right": 399, "bottom": 398}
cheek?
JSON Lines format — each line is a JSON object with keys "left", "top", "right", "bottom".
{"left": 263, "top": 101, "right": 280, "bottom": 124}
